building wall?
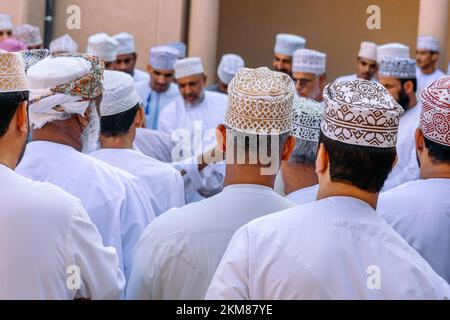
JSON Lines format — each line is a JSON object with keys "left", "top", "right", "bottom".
{"left": 217, "top": 0, "right": 450, "bottom": 81}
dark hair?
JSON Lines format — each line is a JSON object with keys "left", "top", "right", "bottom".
{"left": 319, "top": 132, "right": 396, "bottom": 193}
{"left": 400, "top": 78, "right": 417, "bottom": 93}
{"left": 424, "top": 136, "right": 450, "bottom": 165}
{"left": 100, "top": 104, "right": 139, "bottom": 137}
{"left": 0, "top": 91, "right": 29, "bottom": 138}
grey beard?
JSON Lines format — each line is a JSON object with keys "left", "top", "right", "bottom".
{"left": 81, "top": 104, "right": 101, "bottom": 154}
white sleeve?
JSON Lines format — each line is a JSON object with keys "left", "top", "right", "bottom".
{"left": 157, "top": 102, "right": 175, "bottom": 135}
{"left": 119, "top": 178, "right": 156, "bottom": 281}
{"left": 205, "top": 226, "right": 250, "bottom": 300}
{"left": 65, "top": 200, "right": 125, "bottom": 300}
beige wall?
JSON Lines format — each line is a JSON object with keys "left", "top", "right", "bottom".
{"left": 0, "top": 0, "right": 45, "bottom": 31}
{"left": 217, "top": 0, "right": 450, "bottom": 81}
{"left": 51, "top": 0, "right": 187, "bottom": 70}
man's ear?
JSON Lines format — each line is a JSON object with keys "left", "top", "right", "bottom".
{"left": 203, "top": 74, "right": 208, "bottom": 85}
{"left": 415, "top": 127, "right": 425, "bottom": 154}
{"left": 315, "top": 143, "right": 329, "bottom": 176}
{"left": 134, "top": 106, "right": 144, "bottom": 128}
{"left": 215, "top": 124, "right": 227, "bottom": 153}
{"left": 403, "top": 80, "right": 415, "bottom": 95}
{"left": 431, "top": 52, "right": 439, "bottom": 63}
{"left": 147, "top": 64, "right": 153, "bottom": 74}
{"left": 76, "top": 108, "right": 91, "bottom": 127}
{"left": 16, "top": 101, "right": 28, "bottom": 134}
{"left": 281, "top": 135, "right": 296, "bottom": 161}
{"left": 319, "top": 74, "right": 327, "bottom": 87}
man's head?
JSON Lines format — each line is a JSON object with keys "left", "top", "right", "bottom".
{"left": 27, "top": 53, "right": 104, "bottom": 153}
{"left": 273, "top": 33, "right": 306, "bottom": 76}
{"left": 318, "top": 79, "right": 403, "bottom": 193}
{"left": 216, "top": 53, "right": 245, "bottom": 94}
{"left": 166, "top": 41, "right": 187, "bottom": 59}
{"left": 147, "top": 46, "right": 178, "bottom": 93}
{"left": 175, "top": 57, "right": 206, "bottom": 105}
{"left": 355, "top": 42, "right": 378, "bottom": 80}
{"left": 98, "top": 70, "right": 142, "bottom": 144}
{"left": 0, "top": 51, "right": 30, "bottom": 168}
{"left": 49, "top": 34, "right": 78, "bottom": 54}
{"left": 292, "top": 49, "right": 327, "bottom": 101}
{"left": 416, "top": 76, "right": 450, "bottom": 173}
{"left": 378, "top": 57, "right": 417, "bottom": 111}
{"left": 0, "top": 14, "right": 13, "bottom": 42}
{"left": 416, "top": 36, "right": 440, "bottom": 71}
{"left": 86, "top": 33, "right": 118, "bottom": 70}
{"left": 13, "top": 24, "right": 43, "bottom": 50}
{"left": 218, "top": 67, "right": 296, "bottom": 176}
{"left": 113, "top": 32, "right": 138, "bottom": 76}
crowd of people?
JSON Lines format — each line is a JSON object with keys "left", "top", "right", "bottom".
{"left": 0, "top": 12, "right": 449, "bottom": 300}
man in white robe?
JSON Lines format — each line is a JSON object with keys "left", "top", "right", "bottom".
{"left": 16, "top": 53, "right": 155, "bottom": 280}
{"left": 281, "top": 97, "right": 323, "bottom": 205}
{"left": 113, "top": 32, "right": 149, "bottom": 86}
{"left": 126, "top": 67, "right": 297, "bottom": 300}
{"left": 335, "top": 42, "right": 378, "bottom": 82}
{"left": 273, "top": 33, "right": 306, "bottom": 77}
{"left": 0, "top": 51, "right": 125, "bottom": 299}
{"left": 292, "top": 49, "right": 327, "bottom": 102}
{"left": 415, "top": 36, "right": 445, "bottom": 94}
{"left": 378, "top": 56, "right": 421, "bottom": 190}
{"left": 379, "top": 76, "right": 450, "bottom": 283}
{"left": 90, "top": 70, "right": 185, "bottom": 216}
{"left": 206, "top": 79, "right": 450, "bottom": 300}
{"left": 86, "top": 33, "right": 118, "bottom": 70}
{"left": 207, "top": 53, "right": 245, "bottom": 94}
{"left": 135, "top": 46, "right": 180, "bottom": 129}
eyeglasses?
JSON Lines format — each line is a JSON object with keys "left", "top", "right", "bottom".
{"left": 0, "top": 30, "right": 12, "bottom": 37}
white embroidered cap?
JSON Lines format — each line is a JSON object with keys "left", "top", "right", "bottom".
{"left": 293, "top": 49, "right": 326, "bottom": 75}
{"left": 379, "top": 57, "right": 416, "bottom": 79}
{"left": 149, "top": 46, "right": 179, "bottom": 71}
{"left": 174, "top": 57, "right": 204, "bottom": 79}
{"left": 217, "top": 54, "right": 245, "bottom": 85}
{"left": 292, "top": 97, "right": 324, "bottom": 142}
{"left": 49, "top": 34, "right": 78, "bottom": 53}
{"left": 0, "top": 14, "right": 13, "bottom": 31}
{"left": 114, "top": 32, "right": 136, "bottom": 55}
{"left": 377, "top": 43, "right": 410, "bottom": 63}
{"left": 13, "top": 24, "right": 42, "bottom": 47}
{"left": 358, "top": 41, "right": 378, "bottom": 61}
{"left": 274, "top": 33, "right": 306, "bottom": 56}
{"left": 86, "top": 33, "right": 119, "bottom": 62}
{"left": 417, "top": 35, "right": 440, "bottom": 52}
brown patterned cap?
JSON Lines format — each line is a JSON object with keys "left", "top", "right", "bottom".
{"left": 0, "top": 50, "right": 29, "bottom": 93}
{"left": 321, "top": 79, "right": 404, "bottom": 148}
{"left": 225, "top": 67, "right": 294, "bottom": 135}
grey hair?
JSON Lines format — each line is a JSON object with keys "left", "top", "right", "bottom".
{"left": 288, "top": 138, "right": 318, "bottom": 166}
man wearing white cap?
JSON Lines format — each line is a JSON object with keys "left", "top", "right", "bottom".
{"left": 379, "top": 76, "right": 450, "bottom": 284}
{"left": 13, "top": 24, "right": 43, "bottom": 50}
{"left": 292, "top": 48, "right": 327, "bottom": 102}
{"left": 49, "top": 34, "right": 78, "bottom": 54}
{"left": 90, "top": 70, "right": 185, "bottom": 216}
{"left": 0, "top": 51, "right": 125, "bottom": 299}
{"left": 127, "top": 67, "right": 296, "bottom": 300}
{"left": 113, "top": 32, "right": 149, "bottom": 86}
{"left": 273, "top": 33, "right": 306, "bottom": 77}
{"left": 86, "top": 33, "right": 118, "bottom": 70}
{"left": 135, "top": 45, "right": 180, "bottom": 130}
{"left": 158, "top": 57, "right": 228, "bottom": 140}
{"left": 207, "top": 53, "right": 245, "bottom": 94}
{"left": 377, "top": 42, "right": 410, "bottom": 63}
{"left": 378, "top": 57, "right": 421, "bottom": 190}
{"left": 415, "top": 36, "right": 445, "bottom": 93}
{"left": 280, "top": 97, "right": 323, "bottom": 204}
{"left": 16, "top": 53, "right": 155, "bottom": 281}
{"left": 335, "top": 41, "right": 378, "bottom": 82}
{"left": 0, "top": 14, "right": 13, "bottom": 41}
{"left": 206, "top": 79, "right": 450, "bottom": 300}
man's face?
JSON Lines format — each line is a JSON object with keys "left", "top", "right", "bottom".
{"left": 114, "top": 53, "right": 136, "bottom": 76}
{"left": 0, "top": 29, "right": 12, "bottom": 41}
{"left": 176, "top": 74, "right": 206, "bottom": 104}
{"left": 148, "top": 66, "right": 174, "bottom": 93}
{"left": 356, "top": 57, "right": 378, "bottom": 80}
{"left": 293, "top": 72, "right": 321, "bottom": 100}
{"left": 104, "top": 60, "right": 116, "bottom": 70}
{"left": 218, "top": 79, "right": 228, "bottom": 94}
{"left": 379, "top": 76, "right": 409, "bottom": 110}
{"left": 415, "top": 50, "right": 438, "bottom": 69}
{"left": 273, "top": 53, "right": 293, "bottom": 76}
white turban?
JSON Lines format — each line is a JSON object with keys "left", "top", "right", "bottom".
{"left": 27, "top": 54, "right": 102, "bottom": 129}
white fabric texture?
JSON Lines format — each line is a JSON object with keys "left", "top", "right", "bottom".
{"left": 377, "top": 43, "right": 410, "bottom": 63}
{"left": 49, "top": 34, "right": 78, "bottom": 53}
{"left": 114, "top": 32, "right": 135, "bottom": 55}
{"left": 379, "top": 57, "right": 416, "bottom": 79}
{"left": 167, "top": 41, "right": 187, "bottom": 59}
{"left": 383, "top": 103, "right": 421, "bottom": 191}
{"left": 174, "top": 57, "right": 204, "bottom": 79}
{"left": 16, "top": 141, "right": 155, "bottom": 281}
{"left": 217, "top": 54, "right": 245, "bottom": 85}
{"left": 13, "top": 24, "right": 42, "bottom": 47}
{"left": 358, "top": 41, "right": 378, "bottom": 61}
{"left": 149, "top": 46, "right": 179, "bottom": 71}
{"left": 133, "top": 68, "right": 150, "bottom": 86}
{"left": 274, "top": 33, "right": 306, "bottom": 56}
{"left": 0, "top": 164, "right": 125, "bottom": 300}
{"left": 416, "top": 68, "right": 445, "bottom": 95}
{"left": 86, "top": 33, "right": 118, "bottom": 62}
{"left": 293, "top": 49, "right": 326, "bottom": 75}
{"left": 417, "top": 36, "right": 440, "bottom": 52}
{"left": 126, "top": 184, "right": 295, "bottom": 300}
{"left": 286, "top": 184, "right": 319, "bottom": 205}
{"left": 100, "top": 70, "right": 140, "bottom": 116}
{"left": 379, "top": 179, "right": 450, "bottom": 283}
{"left": 133, "top": 128, "right": 175, "bottom": 163}
{"left": 90, "top": 148, "right": 185, "bottom": 216}
{"left": 0, "top": 14, "right": 13, "bottom": 30}
{"left": 206, "top": 196, "right": 450, "bottom": 299}
{"left": 0, "top": 51, "right": 29, "bottom": 93}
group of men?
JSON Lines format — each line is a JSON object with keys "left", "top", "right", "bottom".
{"left": 0, "top": 12, "right": 450, "bottom": 300}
